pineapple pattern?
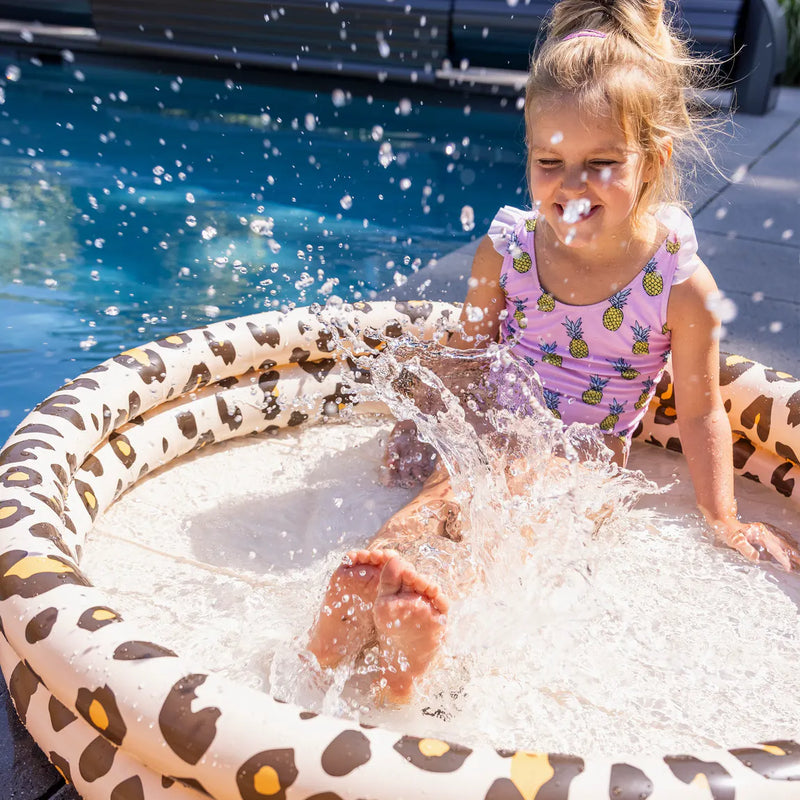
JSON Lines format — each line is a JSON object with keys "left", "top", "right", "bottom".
{"left": 540, "top": 341, "right": 562, "bottom": 367}
{"left": 610, "top": 357, "right": 640, "bottom": 380}
{"left": 635, "top": 378, "right": 655, "bottom": 410}
{"left": 631, "top": 322, "right": 651, "bottom": 354}
{"left": 543, "top": 388, "right": 561, "bottom": 419}
{"left": 491, "top": 204, "right": 690, "bottom": 444}
{"left": 600, "top": 399, "right": 626, "bottom": 431}
{"left": 582, "top": 375, "right": 609, "bottom": 405}
{"left": 563, "top": 316, "right": 589, "bottom": 359}
{"left": 537, "top": 291, "right": 555, "bottom": 312}
{"left": 602, "top": 289, "right": 631, "bottom": 331}
{"left": 642, "top": 257, "right": 664, "bottom": 296}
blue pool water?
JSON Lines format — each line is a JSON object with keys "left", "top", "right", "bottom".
{"left": 0, "top": 58, "right": 527, "bottom": 441}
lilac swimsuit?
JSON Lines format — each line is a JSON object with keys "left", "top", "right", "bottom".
{"left": 489, "top": 205, "right": 701, "bottom": 446}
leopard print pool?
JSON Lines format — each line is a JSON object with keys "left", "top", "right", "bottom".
{"left": 0, "top": 300, "right": 797, "bottom": 799}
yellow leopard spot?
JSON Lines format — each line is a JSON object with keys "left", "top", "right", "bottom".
{"left": 6, "top": 472, "right": 29, "bottom": 482}
{"left": 4, "top": 556, "right": 74, "bottom": 580}
{"left": 0, "top": 505, "right": 18, "bottom": 520}
{"left": 691, "top": 773, "right": 711, "bottom": 792}
{"left": 84, "top": 490, "right": 97, "bottom": 509}
{"left": 93, "top": 609, "right": 117, "bottom": 621}
{"left": 418, "top": 738, "right": 450, "bottom": 758}
{"left": 725, "top": 354, "right": 753, "bottom": 367}
{"left": 774, "top": 372, "right": 792, "bottom": 380}
{"left": 121, "top": 348, "right": 151, "bottom": 366}
{"left": 115, "top": 440, "right": 131, "bottom": 457}
{"left": 253, "top": 765, "right": 281, "bottom": 795}
{"left": 88, "top": 699, "right": 109, "bottom": 731}
{"left": 661, "top": 382, "right": 674, "bottom": 401}
{"left": 165, "top": 335, "right": 184, "bottom": 344}
{"left": 761, "top": 744, "right": 786, "bottom": 756}
{"left": 510, "top": 752, "right": 555, "bottom": 800}
{"left": 664, "top": 407, "right": 677, "bottom": 417}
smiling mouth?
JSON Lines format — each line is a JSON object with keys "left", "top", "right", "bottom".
{"left": 556, "top": 200, "right": 598, "bottom": 223}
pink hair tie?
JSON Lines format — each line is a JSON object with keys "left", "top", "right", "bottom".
{"left": 563, "top": 29, "right": 607, "bottom": 41}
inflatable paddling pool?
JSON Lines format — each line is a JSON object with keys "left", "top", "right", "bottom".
{"left": 0, "top": 299, "right": 798, "bottom": 800}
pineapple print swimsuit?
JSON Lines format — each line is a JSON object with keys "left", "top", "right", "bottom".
{"left": 489, "top": 205, "right": 701, "bottom": 448}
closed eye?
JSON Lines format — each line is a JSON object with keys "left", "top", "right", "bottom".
{"left": 536, "top": 159, "right": 562, "bottom": 168}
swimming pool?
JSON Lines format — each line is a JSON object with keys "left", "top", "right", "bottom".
{"left": 0, "top": 57, "right": 527, "bottom": 441}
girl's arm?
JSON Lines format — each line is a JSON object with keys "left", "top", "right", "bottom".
{"left": 667, "top": 262, "right": 794, "bottom": 570}
{"left": 447, "top": 235, "right": 506, "bottom": 350}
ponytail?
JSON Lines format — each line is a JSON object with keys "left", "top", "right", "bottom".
{"left": 525, "top": 0, "right": 719, "bottom": 216}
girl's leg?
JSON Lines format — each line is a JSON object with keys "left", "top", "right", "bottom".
{"left": 307, "top": 462, "right": 460, "bottom": 694}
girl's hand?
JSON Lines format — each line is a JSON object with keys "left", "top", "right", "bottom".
{"left": 710, "top": 519, "right": 800, "bottom": 572}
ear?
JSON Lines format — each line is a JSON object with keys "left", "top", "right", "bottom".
{"left": 642, "top": 137, "right": 673, "bottom": 183}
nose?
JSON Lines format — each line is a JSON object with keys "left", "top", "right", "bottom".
{"left": 561, "top": 166, "right": 587, "bottom": 195}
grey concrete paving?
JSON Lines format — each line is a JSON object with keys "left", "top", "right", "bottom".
{"left": 2, "top": 87, "right": 799, "bottom": 800}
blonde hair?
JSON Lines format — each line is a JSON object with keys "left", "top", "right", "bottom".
{"left": 525, "top": 0, "right": 717, "bottom": 216}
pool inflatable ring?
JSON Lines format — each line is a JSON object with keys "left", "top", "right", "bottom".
{"left": 0, "top": 300, "right": 798, "bottom": 800}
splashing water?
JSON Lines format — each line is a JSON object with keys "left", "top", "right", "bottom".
{"left": 562, "top": 197, "right": 591, "bottom": 224}
{"left": 84, "top": 308, "right": 800, "bottom": 758}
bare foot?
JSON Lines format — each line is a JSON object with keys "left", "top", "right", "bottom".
{"left": 308, "top": 549, "right": 399, "bottom": 669}
{"left": 380, "top": 420, "right": 439, "bottom": 488}
{"left": 373, "top": 555, "right": 449, "bottom": 703}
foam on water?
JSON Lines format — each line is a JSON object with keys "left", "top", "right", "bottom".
{"left": 83, "top": 348, "right": 800, "bottom": 757}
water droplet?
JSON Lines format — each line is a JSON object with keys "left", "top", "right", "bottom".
{"left": 769, "top": 320, "right": 783, "bottom": 333}
{"left": 706, "top": 291, "right": 737, "bottom": 323}
{"left": 5, "top": 65, "right": 21, "bottom": 82}
{"left": 399, "top": 177, "right": 412, "bottom": 191}
{"left": 460, "top": 205, "right": 475, "bottom": 232}
{"left": 332, "top": 88, "right": 347, "bottom": 107}
{"left": 201, "top": 225, "right": 217, "bottom": 240}
{"left": 340, "top": 194, "right": 353, "bottom": 210}
{"left": 550, "top": 131, "right": 564, "bottom": 145}
{"left": 104, "top": 306, "right": 120, "bottom": 316}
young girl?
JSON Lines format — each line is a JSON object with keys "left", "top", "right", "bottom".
{"left": 306, "top": 0, "right": 797, "bottom": 702}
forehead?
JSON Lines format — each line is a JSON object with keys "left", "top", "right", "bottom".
{"left": 528, "top": 95, "right": 630, "bottom": 151}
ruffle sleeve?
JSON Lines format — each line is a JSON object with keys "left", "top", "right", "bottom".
{"left": 655, "top": 204, "right": 702, "bottom": 284}
{"left": 488, "top": 205, "right": 536, "bottom": 257}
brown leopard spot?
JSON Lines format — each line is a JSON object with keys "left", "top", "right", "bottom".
{"left": 0, "top": 467, "right": 42, "bottom": 489}
{"left": 0, "top": 500, "right": 34, "bottom": 528}
{"left": 110, "top": 775, "right": 145, "bottom": 800}
{"left": 79, "top": 735, "right": 117, "bottom": 782}
{"left": 764, "top": 369, "right": 796, "bottom": 383}
{"left": 729, "top": 740, "right": 800, "bottom": 780}
{"left": 159, "top": 674, "right": 220, "bottom": 765}
{"left": 719, "top": 354, "right": 755, "bottom": 386}
{"left": 288, "top": 410, "right": 308, "bottom": 427}
{"left": 74, "top": 478, "right": 100, "bottom": 521}
{"left": 183, "top": 362, "right": 213, "bottom": 393}
{"left": 321, "top": 730, "right": 371, "bottom": 776}
{"left": 114, "top": 348, "right": 167, "bottom": 384}
{"left": 236, "top": 749, "right": 298, "bottom": 800}
{"left": 177, "top": 410, "right": 198, "bottom": 439}
{"left": 732, "top": 436, "right": 756, "bottom": 469}
{"left": 156, "top": 332, "right": 193, "bottom": 350}
{"left": 49, "top": 750, "right": 72, "bottom": 784}
{"left": 609, "top": 763, "right": 653, "bottom": 799}
{"left": 25, "top": 607, "right": 58, "bottom": 643}
{"left": 740, "top": 395, "right": 773, "bottom": 442}
{"left": 290, "top": 347, "right": 336, "bottom": 381}
{"left": 0, "top": 550, "right": 89, "bottom": 600}
{"left": 109, "top": 432, "right": 136, "bottom": 468}
{"left": 48, "top": 695, "right": 77, "bottom": 732}
{"left": 76, "top": 685, "right": 127, "bottom": 745}
{"left": 663, "top": 756, "right": 733, "bottom": 800}
{"left": 78, "top": 606, "right": 122, "bottom": 631}
{"left": 771, "top": 462, "right": 795, "bottom": 498}
{"left": 82, "top": 455, "right": 104, "bottom": 477}
{"left": 299, "top": 711, "right": 317, "bottom": 720}
{"left": 8, "top": 659, "right": 41, "bottom": 723}
{"left": 776, "top": 441, "right": 800, "bottom": 466}
{"left": 395, "top": 300, "right": 433, "bottom": 323}
{"left": 113, "top": 641, "right": 178, "bottom": 660}
{"left": 248, "top": 320, "right": 281, "bottom": 347}
{"left": 393, "top": 735, "right": 471, "bottom": 772}
{"left": 215, "top": 394, "right": 243, "bottom": 431}
{"left": 34, "top": 394, "right": 86, "bottom": 429}
{"left": 204, "top": 330, "right": 237, "bottom": 364}
{"left": 306, "top": 794, "right": 345, "bottom": 800}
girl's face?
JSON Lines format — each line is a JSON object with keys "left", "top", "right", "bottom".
{"left": 527, "top": 96, "right": 653, "bottom": 252}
